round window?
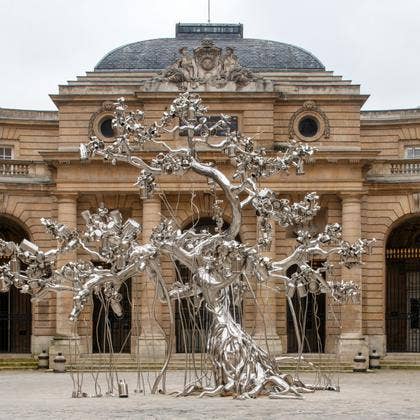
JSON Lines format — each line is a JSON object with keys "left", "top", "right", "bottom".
{"left": 298, "top": 117, "right": 319, "bottom": 138}
{"left": 100, "top": 118, "right": 114, "bottom": 138}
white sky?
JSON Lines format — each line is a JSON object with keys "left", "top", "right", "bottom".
{"left": 1, "top": 0, "right": 419, "bottom": 111}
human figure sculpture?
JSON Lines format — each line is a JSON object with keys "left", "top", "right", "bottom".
{"left": 221, "top": 47, "right": 239, "bottom": 75}
{"left": 161, "top": 47, "right": 196, "bottom": 86}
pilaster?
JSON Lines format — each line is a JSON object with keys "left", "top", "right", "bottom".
{"left": 136, "top": 196, "right": 166, "bottom": 361}
{"left": 49, "top": 193, "right": 83, "bottom": 358}
{"left": 55, "top": 193, "right": 78, "bottom": 337}
{"left": 338, "top": 193, "right": 368, "bottom": 361}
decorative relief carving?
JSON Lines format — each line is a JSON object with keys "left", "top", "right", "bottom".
{"left": 288, "top": 101, "right": 330, "bottom": 142}
{"left": 88, "top": 101, "right": 115, "bottom": 137}
{"left": 157, "top": 39, "right": 257, "bottom": 90}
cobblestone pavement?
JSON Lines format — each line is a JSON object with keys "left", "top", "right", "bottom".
{"left": 0, "top": 369, "right": 419, "bottom": 419}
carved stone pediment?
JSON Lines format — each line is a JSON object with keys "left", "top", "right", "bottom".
{"left": 148, "top": 39, "right": 260, "bottom": 91}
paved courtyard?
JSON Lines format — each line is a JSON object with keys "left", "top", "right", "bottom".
{"left": 0, "top": 369, "right": 419, "bottom": 419}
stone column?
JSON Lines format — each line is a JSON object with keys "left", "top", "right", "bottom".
{"left": 338, "top": 194, "right": 368, "bottom": 361}
{"left": 253, "top": 219, "right": 282, "bottom": 354}
{"left": 137, "top": 196, "right": 166, "bottom": 361}
{"left": 50, "top": 193, "right": 81, "bottom": 356}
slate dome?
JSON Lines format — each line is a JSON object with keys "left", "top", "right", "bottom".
{"left": 95, "top": 23, "right": 324, "bottom": 72}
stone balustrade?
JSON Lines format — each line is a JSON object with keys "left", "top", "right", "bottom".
{"left": 390, "top": 160, "right": 420, "bottom": 175}
{"left": 0, "top": 160, "right": 51, "bottom": 181}
{"left": 0, "top": 161, "right": 30, "bottom": 176}
{"left": 367, "top": 159, "right": 420, "bottom": 181}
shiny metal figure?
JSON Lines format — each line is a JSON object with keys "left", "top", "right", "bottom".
{"left": 0, "top": 92, "right": 374, "bottom": 399}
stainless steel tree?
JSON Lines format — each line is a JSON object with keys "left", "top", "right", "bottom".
{"left": 0, "top": 92, "right": 373, "bottom": 399}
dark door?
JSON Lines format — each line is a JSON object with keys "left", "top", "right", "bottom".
{"left": 0, "top": 285, "right": 32, "bottom": 353}
{"left": 92, "top": 279, "right": 132, "bottom": 353}
{"left": 386, "top": 219, "right": 420, "bottom": 352}
{"left": 286, "top": 263, "right": 326, "bottom": 353}
{"left": 386, "top": 259, "right": 420, "bottom": 352}
{"left": 287, "top": 293, "right": 326, "bottom": 353}
{"left": 0, "top": 218, "right": 31, "bottom": 353}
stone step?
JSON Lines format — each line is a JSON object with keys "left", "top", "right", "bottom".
{"left": 68, "top": 357, "right": 354, "bottom": 372}
{"left": 381, "top": 362, "right": 420, "bottom": 367}
{"left": 381, "top": 365, "right": 420, "bottom": 370}
{"left": 372, "top": 354, "right": 420, "bottom": 370}
{"left": 68, "top": 366, "right": 354, "bottom": 373}
{"left": 0, "top": 365, "right": 37, "bottom": 371}
{"left": 68, "top": 362, "right": 420, "bottom": 372}
{"left": 0, "top": 354, "right": 33, "bottom": 359}
{"left": 66, "top": 352, "right": 420, "bottom": 372}
{"left": 381, "top": 355, "right": 420, "bottom": 367}
{"left": 0, "top": 358, "right": 38, "bottom": 370}
{"left": 382, "top": 356, "right": 420, "bottom": 361}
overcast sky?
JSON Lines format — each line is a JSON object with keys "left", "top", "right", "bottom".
{"left": 1, "top": 0, "right": 419, "bottom": 111}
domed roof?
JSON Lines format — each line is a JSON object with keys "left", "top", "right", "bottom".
{"left": 95, "top": 23, "right": 324, "bottom": 72}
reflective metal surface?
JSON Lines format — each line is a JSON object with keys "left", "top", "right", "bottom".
{"left": 0, "top": 92, "right": 374, "bottom": 399}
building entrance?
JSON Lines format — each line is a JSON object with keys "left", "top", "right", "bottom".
{"left": 386, "top": 218, "right": 420, "bottom": 352}
{"left": 0, "top": 216, "right": 31, "bottom": 353}
{"left": 286, "top": 263, "right": 326, "bottom": 353}
{"left": 92, "top": 278, "right": 132, "bottom": 353}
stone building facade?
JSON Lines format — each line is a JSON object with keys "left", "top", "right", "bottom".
{"left": 1, "top": 23, "right": 419, "bottom": 360}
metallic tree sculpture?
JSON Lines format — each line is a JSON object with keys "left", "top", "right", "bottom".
{"left": 0, "top": 92, "right": 373, "bottom": 399}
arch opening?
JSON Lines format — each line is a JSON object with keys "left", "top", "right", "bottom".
{"left": 386, "top": 217, "right": 420, "bottom": 352}
{"left": 286, "top": 262, "right": 326, "bottom": 353}
{"left": 0, "top": 215, "right": 32, "bottom": 353}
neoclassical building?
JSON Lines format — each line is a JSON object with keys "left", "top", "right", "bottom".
{"left": 1, "top": 23, "right": 419, "bottom": 361}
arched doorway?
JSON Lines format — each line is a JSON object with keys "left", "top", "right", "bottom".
{"left": 0, "top": 216, "right": 32, "bottom": 353}
{"left": 91, "top": 265, "right": 132, "bottom": 354}
{"left": 175, "top": 218, "right": 242, "bottom": 353}
{"left": 386, "top": 218, "right": 420, "bottom": 352}
{"left": 286, "top": 262, "right": 326, "bottom": 353}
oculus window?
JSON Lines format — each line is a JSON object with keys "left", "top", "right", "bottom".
{"left": 298, "top": 116, "right": 319, "bottom": 138}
